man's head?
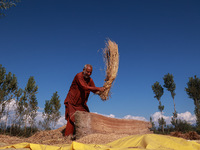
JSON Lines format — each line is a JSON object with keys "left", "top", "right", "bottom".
{"left": 83, "top": 64, "right": 93, "bottom": 79}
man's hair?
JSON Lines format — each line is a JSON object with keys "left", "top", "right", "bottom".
{"left": 83, "top": 64, "right": 93, "bottom": 70}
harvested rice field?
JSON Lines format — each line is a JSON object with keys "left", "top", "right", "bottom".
{"left": 0, "top": 126, "right": 129, "bottom": 147}
{"left": 1, "top": 125, "right": 200, "bottom": 148}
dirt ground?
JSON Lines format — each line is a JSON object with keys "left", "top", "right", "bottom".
{"left": 0, "top": 126, "right": 200, "bottom": 148}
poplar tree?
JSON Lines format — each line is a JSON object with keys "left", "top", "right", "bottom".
{"left": 152, "top": 81, "right": 165, "bottom": 133}
{"left": 0, "top": 64, "right": 6, "bottom": 131}
{"left": 0, "top": 65, "right": 21, "bottom": 134}
{"left": 163, "top": 73, "right": 177, "bottom": 128}
{"left": 42, "top": 91, "right": 61, "bottom": 130}
{"left": 16, "top": 90, "right": 27, "bottom": 129}
{"left": 7, "top": 73, "right": 19, "bottom": 134}
{"left": 150, "top": 117, "right": 156, "bottom": 132}
{"left": 50, "top": 91, "right": 61, "bottom": 129}
{"left": 185, "top": 75, "right": 200, "bottom": 131}
{"left": 42, "top": 100, "right": 52, "bottom": 130}
{"left": 24, "top": 76, "right": 38, "bottom": 134}
{"left": 4, "top": 73, "right": 18, "bottom": 130}
{"left": 14, "top": 88, "right": 23, "bottom": 128}
{"left": 0, "top": 70, "right": 18, "bottom": 133}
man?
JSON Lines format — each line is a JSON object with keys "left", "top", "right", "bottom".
{"left": 64, "top": 64, "right": 104, "bottom": 138}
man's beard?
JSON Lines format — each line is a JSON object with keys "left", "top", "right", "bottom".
{"left": 83, "top": 73, "right": 89, "bottom": 79}
{"left": 84, "top": 75, "right": 89, "bottom": 78}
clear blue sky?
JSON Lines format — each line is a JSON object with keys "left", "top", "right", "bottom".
{"left": 1, "top": 0, "right": 200, "bottom": 122}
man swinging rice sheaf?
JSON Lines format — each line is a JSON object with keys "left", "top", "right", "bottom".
{"left": 64, "top": 64, "right": 105, "bottom": 139}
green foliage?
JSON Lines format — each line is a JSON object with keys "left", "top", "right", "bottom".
{"left": 0, "top": 66, "right": 19, "bottom": 133}
{"left": 153, "top": 121, "right": 196, "bottom": 135}
{"left": 185, "top": 75, "right": 200, "bottom": 101}
{"left": 25, "top": 76, "right": 38, "bottom": 93}
{"left": 152, "top": 81, "right": 165, "bottom": 133}
{"left": 0, "top": 0, "right": 20, "bottom": 16}
{"left": 50, "top": 91, "right": 61, "bottom": 129}
{"left": 158, "top": 117, "right": 166, "bottom": 133}
{"left": 158, "top": 101, "right": 164, "bottom": 112}
{"left": 163, "top": 73, "right": 176, "bottom": 99}
{"left": 150, "top": 117, "right": 156, "bottom": 132}
{"left": 16, "top": 91, "right": 26, "bottom": 127}
{"left": 4, "top": 72, "right": 18, "bottom": 99}
{"left": 163, "top": 73, "right": 177, "bottom": 127}
{"left": 154, "top": 119, "right": 195, "bottom": 134}
{"left": 24, "top": 76, "right": 38, "bottom": 134}
{"left": 152, "top": 81, "right": 164, "bottom": 101}
{"left": 0, "top": 65, "right": 39, "bottom": 136}
{"left": 152, "top": 82, "right": 164, "bottom": 113}
{"left": 150, "top": 74, "right": 199, "bottom": 135}
{"left": 175, "top": 119, "right": 193, "bottom": 133}
{"left": 0, "top": 125, "right": 39, "bottom": 137}
{"left": 41, "top": 91, "right": 61, "bottom": 130}
{"left": 0, "top": 64, "right": 63, "bottom": 137}
{"left": 0, "top": 64, "right": 6, "bottom": 86}
{"left": 0, "top": 64, "right": 6, "bottom": 120}
{"left": 41, "top": 100, "right": 52, "bottom": 130}
{"left": 185, "top": 75, "right": 200, "bottom": 129}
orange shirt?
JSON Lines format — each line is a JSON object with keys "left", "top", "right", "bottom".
{"left": 64, "top": 72, "right": 95, "bottom": 109}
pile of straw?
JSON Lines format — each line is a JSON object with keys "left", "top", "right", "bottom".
{"left": 98, "top": 39, "right": 119, "bottom": 100}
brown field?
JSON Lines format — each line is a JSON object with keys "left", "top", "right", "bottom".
{"left": 0, "top": 126, "right": 200, "bottom": 148}
{"left": 0, "top": 126, "right": 129, "bottom": 147}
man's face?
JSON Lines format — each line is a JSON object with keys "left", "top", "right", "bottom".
{"left": 83, "top": 66, "right": 92, "bottom": 78}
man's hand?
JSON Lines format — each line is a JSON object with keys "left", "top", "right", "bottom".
{"left": 99, "top": 87, "right": 105, "bottom": 92}
{"left": 95, "top": 87, "right": 105, "bottom": 94}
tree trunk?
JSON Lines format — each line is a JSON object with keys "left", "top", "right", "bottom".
{"left": 24, "top": 115, "right": 27, "bottom": 135}
{"left": 173, "top": 97, "right": 176, "bottom": 116}
{"left": 162, "top": 124, "right": 164, "bottom": 133}
{"left": 4, "top": 103, "right": 10, "bottom": 134}
{"left": 9, "top": 119, "right": 12, "bottom": 135}
{"left": 194, "top": 98, "right": 200, "bottom": 127}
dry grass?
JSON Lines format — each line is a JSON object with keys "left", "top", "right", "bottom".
{"left": 170, "top": 131, "right": 200, "bottom": 140}
{"left": 1, "top": 129, "right": 200, "bottom": 147}
{"left": 0, "top": 127, "right": 129, "bottom": 147}
{"left": 0, "top": 125, "right": 128, "bottom": 146}
{"left": 98, "top": 39, "right": 119, "bottom": 100}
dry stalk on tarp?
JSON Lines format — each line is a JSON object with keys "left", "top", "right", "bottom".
{"left": 98, "top": 39, "right": 119, "bottom": 101}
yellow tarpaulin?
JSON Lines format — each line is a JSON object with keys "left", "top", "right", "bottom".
{"left": 1, "top": 134, "right": 200, "bottom": 150}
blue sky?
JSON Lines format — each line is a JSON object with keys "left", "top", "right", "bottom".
{"left": 1, "top": 0, "right": 200, "bottom": 125}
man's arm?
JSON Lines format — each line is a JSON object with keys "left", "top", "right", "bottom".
{"left": 76, "top": 73, "right": 104, "bottom": 92}
{"left": 89, "top": 79, "right": 104, "bottom": 93}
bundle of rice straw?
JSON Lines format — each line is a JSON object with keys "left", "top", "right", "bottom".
{"left": 98, "top": 39, "right": 119, "bottom": 101}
